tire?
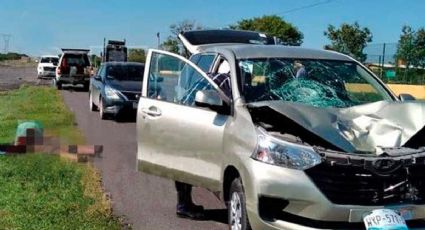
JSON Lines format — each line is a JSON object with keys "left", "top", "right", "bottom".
{"left": 83, "top": 82, "right": 90, "bottom": 92}
{"left": 54, "top": 79, "right": 62, "bottom": 90}
{"left": 99, "top": 97, "right": 107, "bottom": 120}
{"left": 89, "top": 92, "right": 98, "bottom": 111}
{"left": 228, "top": 178, "right": 251, "bottom": 230}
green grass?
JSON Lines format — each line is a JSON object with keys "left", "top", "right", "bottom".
{"left": 0, "top": 85, "right": 84, "bottom": 144}
{"left": 0, "top": 85, "right": 121, "bottom": 229}
{"left": 0, "top": 154, "right": 121, "bottom": 229}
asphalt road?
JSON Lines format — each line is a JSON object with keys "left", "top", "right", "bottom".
{"left": 61, "top": 87, "right": 228, "bottom": 230}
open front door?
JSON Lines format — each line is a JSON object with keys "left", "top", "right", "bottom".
{"left": 137, "top": 49, "right": 229, "bottom": 191}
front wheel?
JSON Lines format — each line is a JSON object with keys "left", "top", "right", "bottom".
{"left": 228, "top": 178, "right": 251, "bottom": 230}
{"left": 99, "top": 98, "right": 107, "bottom": 120}
{"left": 89, "top": 92, "right": 98, "bottom": 111}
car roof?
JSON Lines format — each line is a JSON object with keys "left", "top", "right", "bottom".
{"left": 61, "top": 48, "right": 90, "bottom": 54}
{"left": 204, "top": 44, "right": 353, "bottom": 61}
{"left": 102, "top": 62, "right": 144, "bottom": 66}
{"left": 41, "top": 55, "right": 59, "bottom": 58}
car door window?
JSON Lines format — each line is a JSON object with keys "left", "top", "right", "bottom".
{"left": 147, "top": 52, "right": 184, "bottom": 102}
{"left": 189, "top": 53, "right": 201, "bottom": 65}
{"left": 180, "top": 69, "right": 214, "bottom": 106}
{"left": 177, "top": 54, "right": 217, "bottom": 105}
{"left": 146, "top": 50, "right": 221, "bottom": 107}
{"left": 197, "top": 54, "right": 215, "bottom": 72}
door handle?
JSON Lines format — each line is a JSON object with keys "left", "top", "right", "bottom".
{"left": 141, "top": 106, "right": 162, "bottom": 117}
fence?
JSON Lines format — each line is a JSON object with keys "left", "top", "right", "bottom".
{"left": 364, "top": 43, "right": 425, "bottom": 85}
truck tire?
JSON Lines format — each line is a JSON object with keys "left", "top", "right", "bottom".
{"left": 53, "top": 79, "right": 62, "bottom": 90}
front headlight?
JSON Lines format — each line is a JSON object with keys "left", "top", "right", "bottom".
{"left": 252, "top": 127, "right": 321, "bottom": 170}
{"left": 104, "top": 85, "right": 121, "bottom": 100}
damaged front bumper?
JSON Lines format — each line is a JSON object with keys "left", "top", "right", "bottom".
{"left": 244, "top": 148, "right": 425, "bottom": 230}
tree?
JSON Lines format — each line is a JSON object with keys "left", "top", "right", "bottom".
{"left": 90, "top": 54, "right": 101, "bottom": 67}
{"left": 416, "top": 28, "right": 425, "bottom": 68}
{"left": 170, "top": 20, "right": 202, "bottom": 37}
{"left": 160, "top": 36, "right": 180, "bottom": 54}
{"left": 160, "top": 20, "right": 202, "bottom": 55}
{"left": 396, "top": 26, "right": 425, "bottom": 69}
{"left": 128, "top": 49, "right": 146, "bottom": 63}
{"left": 230, "top": 15, "right": 303, "bottom": 46}
{"left": 324, "top": 22, "right": 372, "bottom": 62}
{"left": 395, "top": 26, "right": 416, "bottom": 68}
{"left": 395, "top": 26, "right": 425, "bottom": 82}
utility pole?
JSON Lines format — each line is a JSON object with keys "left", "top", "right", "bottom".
{"left": 0, "top": 33, "right": 11, "bottom": 53}
{"left": 380, "top": 43, "right": 386, "bottom": 78}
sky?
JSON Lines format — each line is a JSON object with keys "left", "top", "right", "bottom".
{"left": 0, "top": 0, "right": 424, "bottom": 56}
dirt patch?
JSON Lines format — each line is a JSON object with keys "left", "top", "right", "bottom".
{"left": 0, "top": 66, "right": 51, "bottom": 91}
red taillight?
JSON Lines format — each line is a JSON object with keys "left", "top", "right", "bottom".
{"left": 56, "top": 67, "right": 61, "bottom": 75}
{"left": 60, "top": 58, "right": 68, "bottom": 74}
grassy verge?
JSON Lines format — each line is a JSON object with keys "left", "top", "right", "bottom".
{"left": 0, "top": 154, "right": 120, "bottom": 229}
{"left": 0, "top": 85, "right": 84, "bottom": 144}
{"left": 0, "top": 85, "right": 121, "bottom": 229}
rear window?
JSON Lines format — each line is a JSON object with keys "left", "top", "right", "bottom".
{"left": 63, "top": 54, "right": 90, "bottom": 67}
{"left": 106, "top": 64, "right": 144, "bottom": 81}
{"left": 40, "top": 57, "right": 59, "bottom": 65}
{"left": 182, "top": 30, "right": 275, "bottom": 45}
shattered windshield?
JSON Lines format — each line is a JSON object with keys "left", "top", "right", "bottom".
{"left": 238, "top": 58, "right": 393, "bottom": 108}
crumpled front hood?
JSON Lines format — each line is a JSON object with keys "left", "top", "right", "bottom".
{"left": 248, "top": 100, "right": 425, "bottom": 154}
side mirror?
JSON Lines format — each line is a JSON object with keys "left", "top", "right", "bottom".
{"left": 399, "top": 93, "right": 415, "bottom": 101}
{"left": 195, "top": 90, "right": 223, "bottom": 108}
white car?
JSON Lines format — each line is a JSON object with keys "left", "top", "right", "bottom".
{"left": 37, "top": 55, "right": 59, "bottom": 79}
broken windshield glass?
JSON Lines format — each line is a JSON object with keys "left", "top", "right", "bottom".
{"left": 238, "top": 58, "right": 393, "bottom": 108}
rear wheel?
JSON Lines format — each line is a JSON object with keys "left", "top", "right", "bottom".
{"left": 228, "top": 178, "right": 251, "bottom": 230}
{"left": 53, "top": 79, "right": 62, "bottom": 90}
{"left": 89, "top": 92, "right": 98, "bottom": 111}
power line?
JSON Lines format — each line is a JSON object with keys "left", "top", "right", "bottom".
{"left": 0, "top": 33, "right": 11, "bottom": 53}
{"left": 277, "top": 0, "right": 337, "bottom": 15}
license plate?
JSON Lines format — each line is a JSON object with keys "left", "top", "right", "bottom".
{"left": 133, "top": 102, "right": 138, "bottom": 109}
{"left": 363, "top": 209, "right": 408, "bottom": 230}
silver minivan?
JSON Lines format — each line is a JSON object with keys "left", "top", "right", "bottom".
{"left": 137, "top": 30, "right": 425, "bottom": 230}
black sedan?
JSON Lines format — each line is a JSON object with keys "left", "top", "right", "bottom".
{"left": 89, "top": 62, "right": 144, "bottom": 120}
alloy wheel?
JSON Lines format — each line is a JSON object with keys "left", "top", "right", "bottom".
{"left": 230, "top": 191, "right": 242, "bottom": 230}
